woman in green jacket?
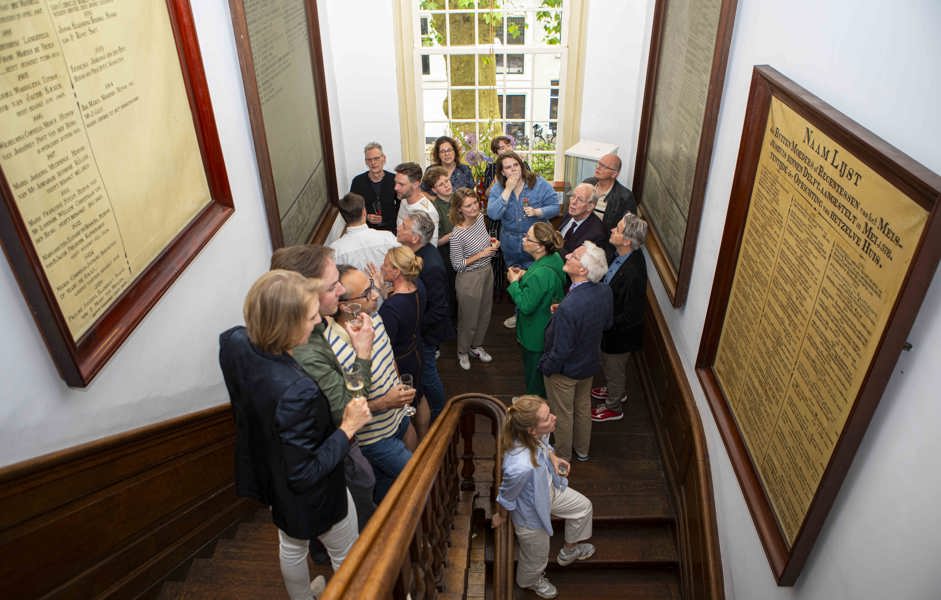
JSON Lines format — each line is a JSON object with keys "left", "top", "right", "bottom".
{"left": 507, "top": 222, "right": 565, "bottom": 396}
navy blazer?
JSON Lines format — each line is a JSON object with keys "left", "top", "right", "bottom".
{"left": 219, "top": 326, "right": 350, "bottom": 539}
{"left": 350, "top": 170, "right": 399, "bottom": 232}
{"left": 558, "top": 212, "right": 608, "bottom": 259}
{"left": 539, "top": 281, "right": 613, "bottom": 380}
{"left": 416, "top": 243, "right": 455, "bottom": 345}
{"left": 602, "top": 249, "right": 647, "bottom": 354}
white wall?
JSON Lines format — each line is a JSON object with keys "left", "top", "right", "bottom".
{"left": 319, "top": 0, "right": 402, "bottom": 193}
{"left": 0, "top": 1, "right": 273, "bottom": 466}
{"left": 577, "top": 0, "right": 650, "bottom": 184}
{"left": 645, "top": 1, "right": 941, "bottom": 598}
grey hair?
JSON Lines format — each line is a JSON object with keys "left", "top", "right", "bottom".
{"left": 573, "top": 182, "right": 598, "bottom": 206}
{"left": 620, "top": 211, "right": 648, "bottom": 249}
{"left": 406, "top": 211, "right": 435, "bottom": 245}
{"left": 579, "top": 241, "right": 609, "bottom": 283}
{"left": 364, "top": 142, "right": 384, "bottom": 154}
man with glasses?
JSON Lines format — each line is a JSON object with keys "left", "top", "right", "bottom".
{"left": 350, "top": 142, "right": 398, "bottom": 232}
{"left": 329, "top": 265, "right": 417, "bottom": 501}
{"left": 329, "top": 192, "right": 400, "bottom": 272}
{"left": 558, "top": 183, "right": 607, "bottom": 260}
{"left": 583, "top": 153, "right": 637, "bottom": 260}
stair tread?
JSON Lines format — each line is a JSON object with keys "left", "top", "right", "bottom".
{"left": 157, "top": 579, "right": 289, "bottom": 599}
{"left": 513, "top": 568, "right": 680, "bottom": 599}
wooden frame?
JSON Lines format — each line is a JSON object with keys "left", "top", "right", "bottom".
{"left": 696, "top": 65, "right": 941, "bottom": 584}
{"left": 0, "top": 0, "right": 233, "bottom": 387}
{"left": 632, "top": 0, "right": 737, "bottom": 306}
{"left": 229, "top": 0, "right": 339, "bottom": 249}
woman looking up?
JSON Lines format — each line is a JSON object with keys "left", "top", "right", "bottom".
{"left": 506, "top": 222, "right": 565, "bottom": 396}
{"left": 219, "top": 270, "right": 372, "bottom": 600}
{"left": 493, "top": 396, "right": 596, "bottom": 599}
{"left": 448, "top": 187, "right": 500, "bottom": 371}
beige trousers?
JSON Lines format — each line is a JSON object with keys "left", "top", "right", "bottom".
{"left": 543, "top": 373, "right": 593, "bottom": 461}
{"left": 513, "top": 475, "right": 593, "bottom": 588}
{"left": 454, "top": 267, "right": 493, "bottom": 354}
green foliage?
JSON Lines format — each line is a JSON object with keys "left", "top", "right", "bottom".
{"left": 536, "top": 0, "right": 562, "bottom": 45}
{"left": 529, "top": 135, "right": 557, "bottom": 180}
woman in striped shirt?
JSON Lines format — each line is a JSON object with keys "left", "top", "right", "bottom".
{"left": 449, "top": 187, "right": 500, "bottom": 371}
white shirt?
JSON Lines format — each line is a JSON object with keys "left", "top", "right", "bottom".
{"left": 396, "top": 196, "right": 440, "bottom": 247}
{"left": 328, "top": 224, "right": 400, "bottom": 271}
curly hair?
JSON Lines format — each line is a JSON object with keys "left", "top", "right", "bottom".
{"left": 431, "top": 135, "right": 463, "bottom": 166}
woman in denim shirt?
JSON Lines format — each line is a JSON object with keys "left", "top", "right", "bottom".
{"left": 487, "top": 151, "right": 560, "bottom": 269}
{"left": 492, "top": 396, "right": 595, "bottom": 599}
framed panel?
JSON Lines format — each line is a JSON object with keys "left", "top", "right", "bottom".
{"left": 229, "top": 0, "right": 338, "bottom": 248}
{"left": 632, "top": 0, "right": 737, "bottom": 306}
{"left": 0, "top": 0, "right": 233, "bottom": 387}
{"left": 696, "top": 66, "right": 941, "bottom": 584}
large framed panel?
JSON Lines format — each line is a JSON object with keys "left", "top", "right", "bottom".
{"left": 229, "top": 0, "right": 337, "bottom": 249}
{"left": 697, "top": 66, "right": 941, "bottom": 584}
{"left": 0, "top": 0, "right": 233, "bottom": 386}
{"left": 632, "top": 0, "right": 737, "bottom": 306}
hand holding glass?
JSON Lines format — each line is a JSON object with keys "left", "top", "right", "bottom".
{"left": 343, "top": 364, "right": 366, "bottom": 401}
{"left": 343, "top": 302, "right": 363, "bottom": 330}
{"left": 399, "top": 374, "right": 416, "bottom": 417}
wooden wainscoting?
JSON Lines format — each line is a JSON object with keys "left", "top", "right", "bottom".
{"left": 0, "top": 405, "right": 255, "bottom": 599}
{"left": 637, "top": 286, "right": 725, "bottom": 600}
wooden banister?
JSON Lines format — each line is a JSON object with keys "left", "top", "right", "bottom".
{"left": 322, "top": 393, "right": 513, "bottom": 600}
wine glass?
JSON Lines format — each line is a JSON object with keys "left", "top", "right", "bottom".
{"left": 342, "top": 302, "right": 363, "bottom": 330}
{"left": 343, "top": 363, "right": 366, "bottom": 401}
{"left": 399, "top": 374, "right": 416, "bottom": 417}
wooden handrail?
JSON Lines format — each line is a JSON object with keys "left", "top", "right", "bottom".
{"left": 322, "top": 393, "right": 513, "bottom": 600}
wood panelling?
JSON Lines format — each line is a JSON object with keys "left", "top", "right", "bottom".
{"left": 638, "top": 286, "right": 725, "bottom": 600}
{"left": 0, "top": 405, "right": 255, "bottom": 599}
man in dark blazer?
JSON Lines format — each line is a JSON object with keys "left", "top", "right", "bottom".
{"left": 540, "top": 241, "right": 613, "bottom": 462}
{"left": 583, "top": 153, "right": 637, "bottom": 259}
{"left": 349, "top": 142, "right": 399, "bottom": 232}
{"left": 558, "top": 183, "right": 608, "bottom": 259}
{"left": 591, "top": 212, "right": 648, "bottom": 422}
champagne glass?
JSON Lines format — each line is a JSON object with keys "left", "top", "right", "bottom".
{"left": 343, "top": 363, "right": 366, "bottom": 401}
{"left": 342, "top": 302, "right": 363, "bottom": 330}
{"left": 399, "top": 374, "right": 416, "bottom": 417}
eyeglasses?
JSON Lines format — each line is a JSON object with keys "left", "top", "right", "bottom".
{"left": 341, "top": 279, "right": 380, "bottom": 302}
{"left": 438, "top": 147, "right": 455, "bottom": 154}
{"left": 365, "top": 156, "right": 384, "bottom": 163}
{"left": 523, "top": 236, "right": 539, "bottom": 244}
{"left": 597, "top": 162, "right": 618, "bottom": 172}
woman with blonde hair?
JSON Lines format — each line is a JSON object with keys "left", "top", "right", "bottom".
{"left": 449, "top": 187, "right": 500, "bottom": 370}
{"left": 506, "top": 222, "right": 565, "bottom": 396}
{"left": 378, "top": 246, "right": 431, "bottom": 437}
{"left": 493, "top": 396, "right": 595, "bottom": 599}
{"left": 219, "top": 270, "right": 373, "bottom": 599}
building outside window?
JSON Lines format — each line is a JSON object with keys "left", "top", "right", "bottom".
{"left": 413, "top": 0, "right": 569, "bottom": 181}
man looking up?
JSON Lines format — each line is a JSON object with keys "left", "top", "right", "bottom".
{"left": 396, "top": 212, "right": 453, "bottom": 421}
{"left": 329, "top": 192, "right": 399, "bottom": 271}
{"left": 350, "top": 142, "right": 398, "bottom": 232}
{"left": 394, "top": 162, "right": 439, "bottom": 247}
{"left": 539, "top": 241, "right": 613, "bottom": 463}
{"left": 583, "top": 153, "right": 637, "bottom": 259}
{"left": 270, "top": 245, "right": 377, "bottom": 529}
{"left": 558, "top": 183, "right": 608, "bottom": 259}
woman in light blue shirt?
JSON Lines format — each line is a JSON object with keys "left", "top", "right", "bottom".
{"left": 492, "top": 396, "right": 595, "bottom": 599}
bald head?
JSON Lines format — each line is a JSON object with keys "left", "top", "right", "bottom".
{"left": 594, "top": 153, "right": 621, "bottom": 182}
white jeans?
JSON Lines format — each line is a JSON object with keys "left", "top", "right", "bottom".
{"left": 512, "top": 480, "right": 592, "bottom": 588}
{"left": 277, "top": 489, "right": 358, "bottom": 600}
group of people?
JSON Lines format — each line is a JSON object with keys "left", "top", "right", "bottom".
{"left": 218, "top": 137, "right": 649, "bottom": 599}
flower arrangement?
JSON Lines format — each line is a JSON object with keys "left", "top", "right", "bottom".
{"left": 460, "top": 132, "right": 494, "bottom": 182}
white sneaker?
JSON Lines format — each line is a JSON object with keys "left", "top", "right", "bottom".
{"left": 503, "top": 315, "right": 517, "bottom": 328}
{"left": 469, "top": 346, "right": 492, "bottom": 362}
{"left": 310, "top": 575, "right": 326, "bottom": 598}
{"left": 557, "top": 542, "right": 595, "bottom": 566}
{"left": 527, "top": 575, "right": 558, "bottom": 599}
{"left": 458, "top": 353, "right": 471, "bottom": 370}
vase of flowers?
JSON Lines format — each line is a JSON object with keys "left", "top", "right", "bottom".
{"left": 460, "top": 133, "right": 494, "bottom": 208}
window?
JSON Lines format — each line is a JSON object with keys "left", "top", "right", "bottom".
{"left": 411, "top": 0, "right": 570, "bottom": 181}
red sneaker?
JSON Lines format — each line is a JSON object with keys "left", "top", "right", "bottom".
{"left": 591, "top": 408, "right": 624, "bottom": 422}
{"left": 590, "top": 386, "right": 608, "bottom": 400}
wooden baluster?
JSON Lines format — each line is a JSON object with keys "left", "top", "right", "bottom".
{"left": 460, "top": 411, "right": 476, "bottom": 489}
